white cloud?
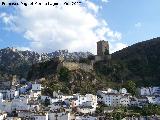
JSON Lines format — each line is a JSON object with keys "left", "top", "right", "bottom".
{"left": 16, "top": 47, "right": 32, "bottom": 51}
{"left": 135, "top": 22, "right": 142, "bottom": 28}
{"left": 0, "top": 12, "right": 13, "bottom": 25}
{"left": 110, "top": 43, "right": 127, "bottom": 53}
{"left": 0, "top": 0, "right": 125, "bottom": 54}
{"left": 86, "top": 1, "right": 100, "bottom": 13}
{"left": 101, "top": 0, "right": 109, "bottom": 3}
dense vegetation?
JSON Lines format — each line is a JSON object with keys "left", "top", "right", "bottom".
{"left": 94, "top": 37, "right": 160, "bottom": 87}
{"left": 42, "top": 68, "right": 109, "bottom": 96}
{"left": 112, "top": 37, "right": 160, "bottom": 86}
{"left": 27, "top": 59, "right": 59, "bottom": 80}
{"left": 96, "top": 104, "right": 160, "bottom": 119}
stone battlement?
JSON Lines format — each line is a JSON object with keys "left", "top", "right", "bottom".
{"left": 58, "top": 61, "right": 93, "bottom": 72}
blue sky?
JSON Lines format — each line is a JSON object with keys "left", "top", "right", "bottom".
{"left": 101, "top": 0, "right": 160, "bottom": 45}
{"left": 0, "top": 0, "right": 160, "bottom": 53}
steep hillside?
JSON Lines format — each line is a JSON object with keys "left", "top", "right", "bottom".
{"left": 27, "top": 37, "right": 160, "bottom": 93}
{"left": 112, "top": 37, "right": 160, "bottom": 86}
{"left": 0, "top": 48, "right": 40, "bottom": 77}
{"left": 0, "top": 48, "right": 92, "bottom": 78}
{"left": 27, "top": 59, "right": 112, "bottom": 95}
{"left": 1, "top": 37, "right": 160, "bottom": 89}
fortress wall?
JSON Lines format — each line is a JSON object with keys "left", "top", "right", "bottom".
{"left": 79, "top": 63, "right": 93, "bottom": 72}
{"left": 62, "top": 62, "right": 79, "bottom": 70}
{"left": 58, "top": 61, "right": 93, "bottom": 72}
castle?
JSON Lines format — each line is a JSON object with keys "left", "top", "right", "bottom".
{"left": 97, "top": 40, "right": 109, "bottom": 56}
{"left": 95, "top": 40, "right": 111, "bottom": 62}
{"left": 56, "top": 40, "right": 111, "bottom": 72}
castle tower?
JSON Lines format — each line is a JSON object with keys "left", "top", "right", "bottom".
{"left": 12, "top": 75, "right": 19, "bottom": 86}
{"left": 97, "top": 40, "right": 109, "bottom": 56}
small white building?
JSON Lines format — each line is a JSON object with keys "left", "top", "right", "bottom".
{"left": 151, "top": 87, "right": 160, "bottom": 95}
{"left": 98, "top": 88, "right": 131, "bottom": 107}
{"left": 6, "top": 117, "right": 21, "bottom": 120}
{"left": 77, "top": 106, "right": 96, "bottom": 114}
{"left": 119, "top": 88, "right": 127, "bottom": 94}
{"left": 53, "top": 91, "right": 63, "bottom": 99}
{"left": 130, "top": 97, "right": 139, "bottom": 107}
{"left": 32, "top": 113, "right": 48, "bottom": 120}
{"left": 17, "top": 110, "right": 33, "bottom": 118}
{"left": 76, "top": 115, "right": 97, "bottom": 120}
{"left": 0, "top": 89, "right": 19, "bottom": 100}
{"left": 139, "top": 87, "right": 151, "bottom": 96}
{"left": 146, "top": 96, "right": 156, "bottom": 104}
{"left": 137, "top": 96, "right": 148, "bottom": 107}
{"left": 97, "top": 88, "right": 118, "bottom": 96}
{"left": 100, "top": 93, "right": 120, "bottom": 107}
{"left": 30, "top": 83, "right": 42, "bottom": 99}
{"left": 0, "top": 112, "right": 7, "bottom": 120}
{"left": 7, "top": 89, "right": 19, "bottom": 100}
{"left": 0, "top": 93, "right": 4, "bottom": 103}
{"left": 139, "top": 87, "right": 160, "bottom": 96}
{"left": 19, "top": 85, "right": 28, "bottom": 94}
{"left": 27, "top": 101, "right": 40, "bottom": 111}
{"left": 51, "top": 98, "right": 60, "bottom": 104}
{"left": 0, "top": 100, "right": 12, "bottom": 113}
{"left": 71, "top": 94, "right": 97, "bottom": 108}
{"left": 119, "top": 95, "right": 130, "bottom": 106}
{"left": 32, "top": 83, "right": 42, "bottom": 91}
{"left": 11, "top": 98, "right": 29, "bottom": 111}
{"left": 48, "top": 112, "right": 70, "bottom": 120}
{"left": 154, "top": 96, "right": 160, "bottom": 105}
{"left": 48, "top": 102, "right": 62, "bottom": 111}
{"left": 40, "top": 96, "right": 52, "bottom": 103}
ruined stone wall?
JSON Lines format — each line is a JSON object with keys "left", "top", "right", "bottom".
{"left": 94, "top": 55, "right": 111, "bottom": 62}
{"left": 62, "top": 62, "right": 79, "bottom": 70}
{"left": 79, "top": 63, "right": 93, "bottom": 72}
{"left": 58, "top": 61, "right": 93, "bottom": 72}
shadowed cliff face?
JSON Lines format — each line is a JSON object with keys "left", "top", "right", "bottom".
{"left": 112, "top": 37, "right": 160, "bottom": 86}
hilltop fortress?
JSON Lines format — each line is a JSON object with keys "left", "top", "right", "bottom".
{"left": 95, "top": 40, "right": 111, "bottom": 62}
{"left": 57, "top": 40, "right": 111, "bottom": 72}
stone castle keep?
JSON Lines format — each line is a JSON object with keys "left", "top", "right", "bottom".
{"left": 97, "top": 40, "right": 109, "bottom": 56}
{"left": 57, "top": 40, "right": 111, "bottom": 72}
{"left": 95, "top": 40, "right": 111, "bottom": 62}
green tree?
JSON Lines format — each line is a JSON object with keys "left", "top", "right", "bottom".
{"left": 113, "top": 112, "right": 123, "bottom": 120}
{"left": 124, "top": 80, "right": 137, "bottom": 96}
{"left": 59, "top": 67, "right": 70, "bottom": 82}
{"left": 141, "top": 104, "right": 160, "bottom": 116}
{"left": 79, "top": 57, "right": 91, "bottom": 64}
{"left": 44, "top": 97, "right": 50, "bottom": 106}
